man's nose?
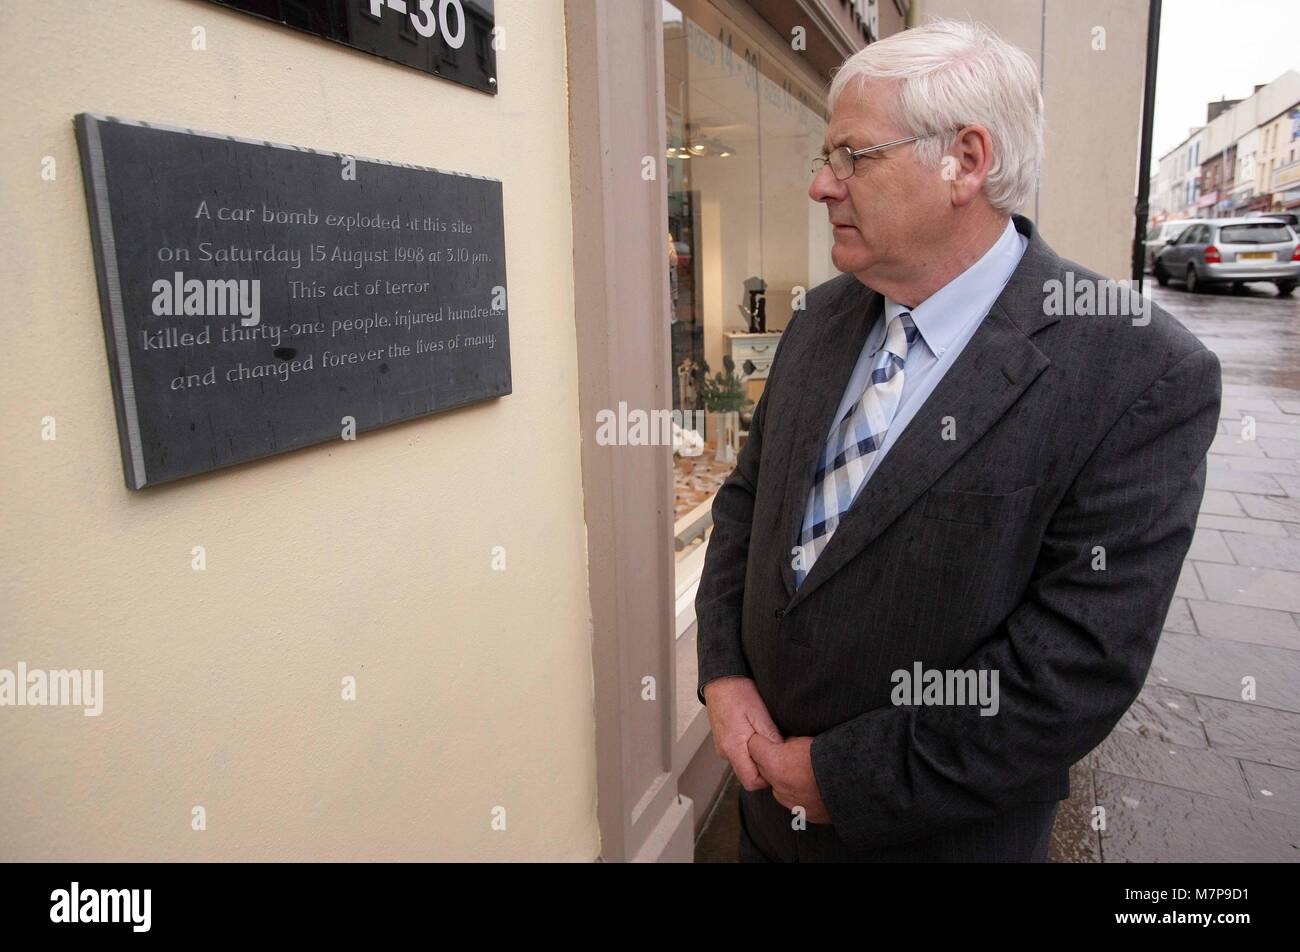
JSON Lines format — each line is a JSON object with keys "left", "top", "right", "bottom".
{"left": 809, "top": 165, "right": 844, "bottom": 204}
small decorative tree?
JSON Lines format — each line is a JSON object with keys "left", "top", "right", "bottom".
{"left": 697, "top": 357, "right": 753, "bottom": 413}
{"left": 697, "top": 357, "right": 752, "bottom": 463}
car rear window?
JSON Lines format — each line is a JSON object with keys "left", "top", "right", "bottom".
{"left": 1219, "top": 224, "right": 1293, "bottom": 244}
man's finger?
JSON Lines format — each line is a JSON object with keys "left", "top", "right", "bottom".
{"left": 747, "top": 731, "right": 780, "bottom": 772}
{"left": 733, "top": 752, "right": 771, "bottom": 791}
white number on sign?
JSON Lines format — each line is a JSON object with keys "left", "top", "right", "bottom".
{"left": 440, "top": 0, "right": 466, "bottom": 48}
{"left": 410, "top": 0, "right": 437, "bottom": 37}
{"left": 367, "top": 0, "right": 466, "bottom": 49}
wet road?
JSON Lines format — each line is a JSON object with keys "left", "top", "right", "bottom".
{"left": 1153, "top": 280, "right": 1300, "bottom": 390}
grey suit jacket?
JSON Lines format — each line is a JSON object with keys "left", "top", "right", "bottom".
{"left": 695, "top": 215, "right": 1221, "bottom": 859}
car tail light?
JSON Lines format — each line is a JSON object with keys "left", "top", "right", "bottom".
{"left": 1204, "top": 245, "right": 1221, "bottom": 264}
{"left": 1292, "top": 245, "right": 1300, "bottom": 261}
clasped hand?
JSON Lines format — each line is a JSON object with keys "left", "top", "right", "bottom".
{"left": 703, "top": 676, "right": 831, "bottom": 824}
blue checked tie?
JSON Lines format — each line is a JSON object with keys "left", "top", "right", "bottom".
{"left": 795, "top": 311, "right": 918, "bottom": 588}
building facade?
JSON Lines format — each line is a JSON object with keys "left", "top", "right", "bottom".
{"left": 1154, "top": 71, "right": 1300, "bottom": 225}
{"left": 1159, "top": 130, "right": 1205, "bottom": 221}
{"left": 1259, "top": 105, "right": 1300, "bottom": 211}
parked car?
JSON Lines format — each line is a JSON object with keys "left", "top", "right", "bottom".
{"left": 1144, "top": 219, "right": 1206, "bottom": 273}
{"left": 1154, "top": 218, "right": 1299, "bottom": 297}
{"left": 1248, "top": 211, "right": 1300, "bottom": 229}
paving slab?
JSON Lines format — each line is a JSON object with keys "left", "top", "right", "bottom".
{"left": 1219, "top": 397, "right": 1283, "bottom": 413}
{"left": 1089, "top": 731, "right": 1251, "bottom": 802}
{"left": 1198, "top": 490, "right": 1245, "bottom": 516}
{"left": 1204, "top": 469, "right": 1286, "bottom": 496}
{"left": 1218, "top": 411, "right": 1300, "bottom": 426}
{"left": 1237, "top": 493, "right": 1300, "bottom": 522}
{"left": 1116, "top": 683, "right": 1207, "bottom": 748}
{"left": 1219, "top": 455, "right": 1300, "bottom": 474}
{"left": 1208, "top": 434, "right": 1265, "bottom": 457}
{"left": 1250, "top": 421, "right": 1300, "bottom": 440}
{"left": 1195, "top": 696, "right": 1300, "bottom": 771}
{"left": 1259, "top": 436, "right": 1300, "bottom": 460}
{"left": 1220, "top": 532, "right": 1300, "bottom": 574}
{"left": 1193, "top": 513, "right": 1290, "bottom": 537}
{"left": 1174, "top": 562, "right": 1204, "bottom": 599}
{"left": 1193, "top": 561, "right": 1300, "bottom": 613}
{"left": 1186, "top": 527, "right": 1234, "bottom": 563}
{"left": 1147, "top": 631, "right": 1300, "bottom": 713}
{"left": 1273, "top": 472, "right": 1300, "bottom": 498}
{"left": 1239, "top": 761, "right": 1300, "bottom": 816}
{"left": 1161, "top": 597, "right": 1197, "bottom": 635}
{"left": 1186, "top": 597, "right": 1300, "bottom": 650}
{"left": 1093, "top": 772, "right": 1300, "bottom": 862}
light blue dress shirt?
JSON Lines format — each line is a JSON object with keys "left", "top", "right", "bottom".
{"left": 797, "top": 218, "right": 1028, "bottom": 562}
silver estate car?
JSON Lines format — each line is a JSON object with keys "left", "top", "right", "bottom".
{"left": 1154, "top": 217, "right": 1299, "bottom": 297}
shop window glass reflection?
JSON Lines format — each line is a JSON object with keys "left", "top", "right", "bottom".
{"left": 662, "top": 1, "right": 834, "bottom": 561}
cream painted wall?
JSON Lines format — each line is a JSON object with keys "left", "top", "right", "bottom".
{"left": 0, "top": 0, "right": 598, "bottom": 860}
{"left": 918, "top": 0, "right": 1148, "bottom": 280}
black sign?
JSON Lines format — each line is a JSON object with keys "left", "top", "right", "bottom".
{"left": 206, "top": 0, "right": 497, "bottom": 95}
{"left": 75, "top": 114, "right": 511, "bottom": 489}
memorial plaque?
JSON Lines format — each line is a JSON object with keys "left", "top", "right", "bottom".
{"left": 205, "top": 0, "right": 497, "bottom": 95}
{"left": 76, "top": 114, "right": 510, "bottom": 489}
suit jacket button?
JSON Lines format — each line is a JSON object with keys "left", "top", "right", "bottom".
{"left": 774, "top": 608, "right": 786, "bottom": 619}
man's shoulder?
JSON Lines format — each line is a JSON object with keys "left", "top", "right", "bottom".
{"left": 1030, "top": 255, "right": 1211, "bottom": 374}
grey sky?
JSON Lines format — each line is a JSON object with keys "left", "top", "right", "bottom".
{"left": 1152, "top": 0, "right": 1299, "bottom": 166}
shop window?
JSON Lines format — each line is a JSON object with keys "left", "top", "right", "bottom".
{"left": 662, "top": 0, "right": 837, "bottom": 609}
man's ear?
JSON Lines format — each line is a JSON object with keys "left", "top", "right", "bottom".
{"left": 947, "top": 124, "right": 994, "bottom": 207}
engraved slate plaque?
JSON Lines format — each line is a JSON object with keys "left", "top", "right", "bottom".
{"left": 75, "top": 114, "right": 510, "bottom": 489}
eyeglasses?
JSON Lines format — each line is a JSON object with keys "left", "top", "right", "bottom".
{"left": 811, "top": 134, "right": 924, "bottom": 180}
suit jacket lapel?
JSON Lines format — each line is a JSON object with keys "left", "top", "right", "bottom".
{"left": 781, "top": 215, "right": 1061, "bottom": 608}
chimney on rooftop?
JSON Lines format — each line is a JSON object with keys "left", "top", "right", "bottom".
{"left": 1206, "top": 97, "right": 1242, "bottom": 123}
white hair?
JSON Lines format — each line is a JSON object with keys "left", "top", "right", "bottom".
{"left": 828, "top": 18, "right": 1044, "bottom": 215}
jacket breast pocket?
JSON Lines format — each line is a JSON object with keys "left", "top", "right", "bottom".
{"left": 922, "top": 484, "right": 1038, "bottom": 526}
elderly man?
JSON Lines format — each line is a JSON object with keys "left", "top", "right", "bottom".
{"left": 696, "top": 19, "right": 1220, "bottom": 862}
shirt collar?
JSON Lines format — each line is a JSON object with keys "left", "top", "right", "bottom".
{"left": 881, "top": 217, "right": 1026, "bottom": 358}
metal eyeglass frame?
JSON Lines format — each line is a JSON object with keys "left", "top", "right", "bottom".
{"left": 811, "top": 134, "right": 925, "bottom": 179}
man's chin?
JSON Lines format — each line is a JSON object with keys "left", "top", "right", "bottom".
{"left": 830, "top": 245, "right": 870, "bottom": 275}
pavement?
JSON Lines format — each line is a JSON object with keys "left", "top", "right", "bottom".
{"left": 696, "top": 279, "right": 1300, "bottom": 863}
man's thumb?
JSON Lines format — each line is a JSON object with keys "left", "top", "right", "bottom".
{"left": 747, "top": 731, "right": 778, "bottom": 762}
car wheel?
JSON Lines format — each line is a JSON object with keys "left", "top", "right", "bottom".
{"left": 1278, "top": 281, "right": 1296, "bottom": 298}
{"left": 1154, "top": 261, "right": 1169, "bottom": 286}
{"left": 1186, "top": 265, "right": 1203, "bottom": 294}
